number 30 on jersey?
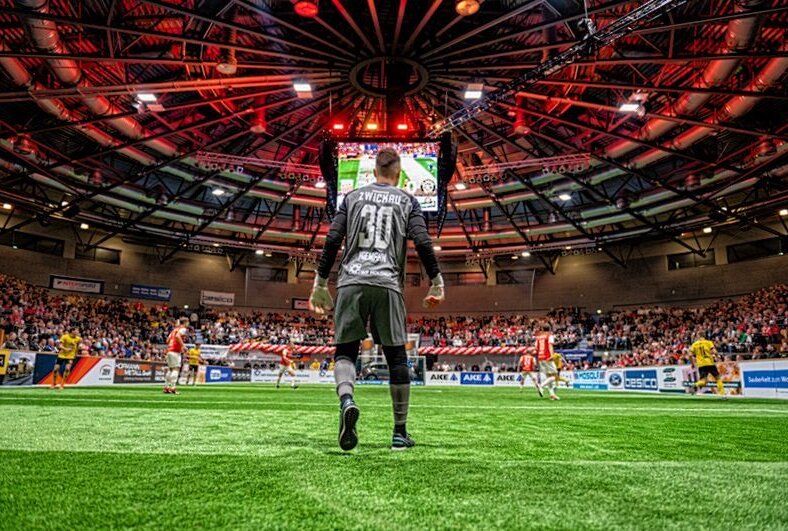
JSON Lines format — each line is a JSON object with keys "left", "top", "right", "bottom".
{"left": 358, "top": 205, "right": 393, "bottom": 250}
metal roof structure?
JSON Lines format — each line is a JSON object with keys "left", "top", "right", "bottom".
{"left": 0, "top": 0, "right": 786, "bottom": 267}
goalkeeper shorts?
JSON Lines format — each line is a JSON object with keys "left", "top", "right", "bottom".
{"left": 334, "top": 285, "right": 407, "bottom": 347}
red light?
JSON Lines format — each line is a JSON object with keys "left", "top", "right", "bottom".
{"left": 396, "top": 123, "right": 408, "bottom": 131}
{"left": 332, "top": 123, "right": 345, "bottom": 130}
{"left": 366, "top": 123, "right": 378, "bottom": 131}
{"left": 294, "top": 1, "right": 318, "bottom": 17}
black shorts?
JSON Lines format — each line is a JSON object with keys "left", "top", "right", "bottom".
{"left": 55, "top": 357, "right": 74, "bottom": 374}
{"left": 698, "top": 365, "right": 719, "bottom": 379}
{"left": 188, "top": 364, "right": 199, "bottom": 372}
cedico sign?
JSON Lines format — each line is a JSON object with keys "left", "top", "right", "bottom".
{"left": 624, "top": 369, "right": 659, "bottom": 392}
{"left": 200, "top": 290, "right": 235, "bottom": 307}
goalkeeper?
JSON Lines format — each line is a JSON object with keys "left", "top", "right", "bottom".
{"left": 309, "top": 147, "right": 444, "bottom": 452}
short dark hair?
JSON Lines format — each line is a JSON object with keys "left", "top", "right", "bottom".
{"left": 179, "top": 317, "right": 190, "bottom": 325}
{"left": 375, "top": 148, "right": 401, "bottom": 178}
{"left": 542, "top": 324, "right": 551, "bottom": 332}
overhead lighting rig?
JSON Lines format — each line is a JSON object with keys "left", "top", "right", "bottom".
{"left": 428, "top": 0, "right": 689, "bottom": 137}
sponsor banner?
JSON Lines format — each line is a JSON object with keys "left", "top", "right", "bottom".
{"left": 740, "top": 360, "right": 788, "bottom": 399}
{"left": 49, "top": 275, "right": 104, "bottom": 294}
{"left": 460, "top": 372, "right": 495, "bottom": 386}
{"left": 556, "top": 349, "right": 594, "bottom": 364}
{"left": 251, "top": 368, "right": 278, "bottom": 384}
{"left": 658, "top": 365, "right": 688, "bottom": 393}
{"left": 494, "top": 372, "right": 521, "bottom": 387}
{"left": 113, "top": 359, "right": 167, "bottom": 384}
{"left": 606, "top": 368, "right": 624, "bottom": 391}
{"left": 130, "top": 284, "right": 172, "bottom": 301}
{"left": 1, "top": 351, "right": 36, "bottom": 386}
{"left": 197, "top": 344, "right": 230, "bottom": 360}
{"left": 231, "top": 367, "right": 251, "bottom": 382}
{"left": 316, "top": 370, "right": 335, "bottom": 385}
{"left": 200, "top": 290, "right": 235, "bottom": 307}
{"left": 32, "top": 355, "right": 115, "bottom": 386}
{"left": 573, "top": 370, "right": 607, "bottom": 390}
{"left": 292, "top": 298, "right": 310, "bottom": 311}
{"left": 624, "top": 368, "right": 659, "bottom": 392}
{"left": 205, "top": 366, "right": 233, "bottom": 383}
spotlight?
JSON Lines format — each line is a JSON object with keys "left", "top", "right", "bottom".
{"left": 433, "top": 245, "right": 442, "bottom": 251}
{"left": 213, "top": 243, "right": 220, "bottom": 247}
{"left": 255, "top": 249, "right": 264, "bottom": 256}
{"left": 136, "top": 93, "right": 157, "bottom": 103}
{"left": 618, "top": 102, "right": 641, "bottom": 113}
{"left": 12, "top": 136, "right": 34, "bottom": 155}
{"left": 565, "top": 245, "right": 572, "bottom": 250}
{"left": 250, "top": 110, "right": 267, "bottom": 134}
{"left": 396, "top": 123, "right": 408, "bottom": 131}
{"left": 2, "top": 203, "right": 11, "bottom": 210}
{"left": 464, "top": 83, "right": 483, "bottom": 100}
{"left": 521, "top": 251, "right": 531, "bottom": 257}
{"left": 332, "top": 122, "right": 345, "bottom": 131}
{"left": 216, "top": 51, "right": 237, "bottom": 75}
{"left": 314, "top": 180, "right": 326, "bottom": 189}
{"left": 780, "top": 209, "right": 788, "bottom": 217}
{"left": 264, "top": 252, "right": 272, "bottom": 257}
{"left": 366, "top": 122, "right": 379, "bottom": 131}
{"left": 703, "top": 227, "right": 712, "bottom": 234}
{"left": 456, "top": 0, "right": 480, "bottom": 16}
{"left": 558, "top": 193, "right": 572, "bottom": 201}
{"left": 183, "top": 305, "right": 189, "bottom": 309}
{"left": 294, "top": 0, "right": 319, "bottom": 17}
{"left": 511, "top": 255, "right": 519, "bottom": 260}
{"left": 454, "top": 182, "right": 467, "bottom": 191}
{"left": 212, "top": 188, "right": 226, "bottom": 196}
{"left": 79, "top": 222, "right": 89, "bottom": 230}
{"left": 293, "top": 82, "right": 312, "bottom": 98}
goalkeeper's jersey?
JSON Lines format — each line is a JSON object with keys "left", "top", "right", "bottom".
{"left": 337, "top": 183, "right": 419, "bottom": 294}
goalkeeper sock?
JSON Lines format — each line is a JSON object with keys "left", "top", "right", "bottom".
{"left": 390, "top": 383, "right": 410, "bottom": 431}
{"left": 334, "top": 358, "right": 356, "bottom": 399}
{"left": 716, "top": 379, "right": 725, "bottom": 396}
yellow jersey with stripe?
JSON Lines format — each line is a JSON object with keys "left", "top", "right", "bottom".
{"left": 187, "top": 348, "right": 201, "bottom": 366}
{"left": 690, "top": 339, "right": 716, "bottom": 367}
{"left": 58, "top": 334, "right": 81, "bottom": 359}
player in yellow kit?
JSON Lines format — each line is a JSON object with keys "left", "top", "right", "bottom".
{"left": 52, "top": 327, "right": 80, "bottom": 389}
{"left": 185, "top": 344, "right": 201, "bottom": 386}
{"left": 690, "top": 334, "right": 726, "bottom": 398}
{"left": 552, "top": 352, "right": 571, "bottom": 387}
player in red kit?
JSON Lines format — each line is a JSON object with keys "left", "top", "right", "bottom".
{"left": 535, "top": 324, "right": 560, "bottom": 400}
{"left": 518, "top": 347, "right": 543, "bottom": 397}
{"left": 276, "top": 343, "right": 298, "bottom": 390}
{"left": 164, "top": 317, "right": 189, "bottom": 395}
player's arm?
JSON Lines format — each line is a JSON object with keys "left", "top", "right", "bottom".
{"left": 407, "top": 196, "right": 444, "bottom": 308}
{"left": 310, "top": 198, "right": 348, "bottom": 314}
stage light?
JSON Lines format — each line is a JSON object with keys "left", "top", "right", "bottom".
{"left": 464, "top": 83, "right": 483, "bottom": 99}
{"left": 136, "top": 93, "right": 157, "bottom": 103}
{"left": 264, "top": 252, "right": 272, "bottom": 257}
{"left": 596, "top": 309, "right": 602, "bottom": 315}
{"left": 293, "top": 82, "right": 312, "bottom": 99}
{"left": 703, "top": 227, "right": 712, "bottom": 234}
{"left": 212, "top": 188, "right": 226, "bottom": 196}
{"left": 521, "top": 251, "right": 531, "bottom": 257}
{"left": 255, "top": 249, "right": 264, "bottom": 256}
{"left": 80, "top": 223, "right": 89, "bottom": 230}
{"left": 314, "top": 180, "right": 326, "bottom": 189}
{"left": 565, "top": 245, "right": 572, "bottom": 250}
{"left": 183, "top": 305, "right": 189, "bottom": 309}
{"left": 511, "top": 255, "right": 519, "bottom": 260}
{"left": 454, "top": 182, "right": 467, "bottom": 191}
{"left": 619, "top": 102, "right": 641, "bottom": 113}
{"left": 456, "top": 0, "right": 480, "bottom": 16}
{"left": 2, "top": 203, "right": 11, "bottom": 210}
{"left": 558, "top": 193, "right": 572, "bottom": 201}
{"left": 213, "top": 243, "right": 220, "bottom": 247}
{"left": 433, "top": 245, "right": 442, "bottom": 251}
{"left": 366, "top": 122, "right": 379, "bottom": 131}
{"left": 294, "top": 0, "right": 318, "bottom": 17}
{"left": 396, "top": 123, "right": 408, "bottom": 131}
{"left": 332, "top": 122, "right": 345, "bottom": 130}
{"left": 780, "top": 209, "right": 788, "bottom": 217}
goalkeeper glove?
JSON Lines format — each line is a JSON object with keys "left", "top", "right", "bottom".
{"left": 422, "top": 273, "right": 445, "bottom": 309}
{"left": 309, "top": 276, "right": 334, "bottom": 315}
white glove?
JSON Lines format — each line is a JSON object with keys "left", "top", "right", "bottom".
{"left": 309, "top": 276, "right": 334, "bottom": 315}
{"left": 422, "top": 273, "right": 445, "bottom": 309}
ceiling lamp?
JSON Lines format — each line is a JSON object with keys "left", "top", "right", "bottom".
{"left": 2, "top": 203, "right": 12, "bottom": 210}
{"left": 511, "top": 255, "right": 519, "bottom": 260}
{"left": 703, "top": 227, "right": 712, "bottom": 234}
{"left": 315, "top": 179, "right": 326, "bottom": 189}
{"left": 250, "top": 109, "right": 266, "bottom": 134}
{"left": 217, "top": 28, "right": 238, "bottom": 75}
{"left": 433, "top": 245, "right": 442, "bottom": 251}
{"left": 464, "top": 83, "right": 483, "bottom": 100}
{"left": 136, "top": 93, "right": 157, "bottom": 103}
{"left": 366, "top": 122, "right": 379, "bottom": 131}
{"left": 558, "top": 193, "right": 572, "bottom": 201}
{"left": 89, "top": 169, "right": 103, "bottom": 186}
{"left": 456, "top": 0, "right": 480, "bottom": 16}
{"left": 521, "top": 251, "right": 531, "bottom": 257}
{"left": 12, "top": 136, "right": 34, "bottom": 155}
{"left": 396, "top": 123, "right": 408, "bottom": 131}
{"left": 780, "top": 209, "right": 788, "bottom": 217}
{"left": 332, "top": 122, "right": 345, "bottom": 130}
{"left": 293, "top": 82, "right": 313, "bottom": 98}
{"left": 255, "top": 249, "right": 264, "bottom": 256}
{"left": 454, "top": 182, "right": 467, "bottom": 191}
{"left": 294, "top": 0, "right": 319, "bottom": 18}
{"left": 212, "top": 188, "right": 226, "bottom": 196}
{"left": 79, "top": 223, "right": 89, "bottom": 230}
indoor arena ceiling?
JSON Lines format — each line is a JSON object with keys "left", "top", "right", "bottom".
{"left": 0, "top": 0, "right": 786, "bottom": 266}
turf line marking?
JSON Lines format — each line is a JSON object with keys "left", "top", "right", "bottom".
{"left": 1, "top": 396, "right": 787, "bottom": 414}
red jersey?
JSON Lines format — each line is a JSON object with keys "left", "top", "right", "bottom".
{"left": 167, "top": 326, "right": 187, "bottom": 353}
{"left": 519, "top": 354, "right": 536, "bottom": 372}
{"left": 535, "top": 333, "right": 554, "bottom": 361}
{"left": 279, "top": 348, "right": 293, "bottom": 366}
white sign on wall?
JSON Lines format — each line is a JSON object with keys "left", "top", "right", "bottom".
{"left": 200, "top": 290, "right": 235, "bottom": 307}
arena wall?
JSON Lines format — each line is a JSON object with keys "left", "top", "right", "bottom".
{"left": 0, "top": 215, "right": 785, "bottom": 312}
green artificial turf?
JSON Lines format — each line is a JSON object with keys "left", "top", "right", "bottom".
{"left": 1, "top": 385, "right": 787, "bottom": 530}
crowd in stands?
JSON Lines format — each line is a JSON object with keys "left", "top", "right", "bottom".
{"left": 1, "top": 272, "right": 786, "bottom": 368}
